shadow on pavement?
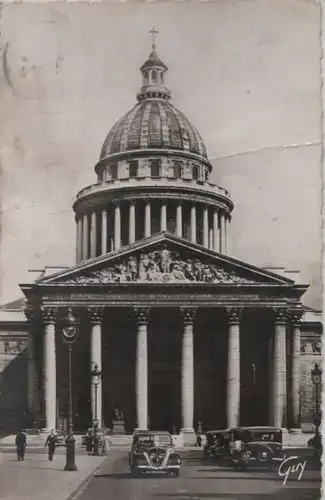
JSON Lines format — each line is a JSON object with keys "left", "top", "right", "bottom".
{"left": 189, "top": 476, "right": 321, "bottom": 483}
{"left": 151, "top": 488, "right": 321, "bottom": 499}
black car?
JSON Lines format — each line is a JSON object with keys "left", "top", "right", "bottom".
{"left": 128, "top": 430, "right": 181, "bottom": 477}
{"left": 228, "top": 426, "right": 285, "bottom": 470}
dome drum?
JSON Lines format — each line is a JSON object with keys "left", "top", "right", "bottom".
{"left": 95, "top": 153, "right": 212, "bottom": 185}
{"left": 75, "top": 196, "right": 231, "bottom": 263}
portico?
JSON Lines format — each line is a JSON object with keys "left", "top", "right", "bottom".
{"left": 22, "top": 233, "right": 307, "bottom": 439}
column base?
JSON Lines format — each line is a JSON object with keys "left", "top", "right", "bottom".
{"left": 180, "top": 428, "right": 196, "bottom": 447}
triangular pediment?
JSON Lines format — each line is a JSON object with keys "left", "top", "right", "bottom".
{"left": 38, "top": 232, "right": 295, "bottom": 287}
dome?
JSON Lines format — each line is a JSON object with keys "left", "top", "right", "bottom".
{"left": 100, "top": 100, "right": 207, "bottom": 160}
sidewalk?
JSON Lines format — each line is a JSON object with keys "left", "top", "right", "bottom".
{"left": 0, "top": 450, "right": 119, "bottom": 500}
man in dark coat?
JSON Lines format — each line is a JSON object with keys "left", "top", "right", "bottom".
{"left": 45, "top": 429, "right": 57, "bottom": 461}
{"left": 15, "top": 429, "right": 27, "bottom": 461}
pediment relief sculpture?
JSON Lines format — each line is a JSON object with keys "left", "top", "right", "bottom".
{"left": 63, "top": 247, "right": 255, "bottom": 285}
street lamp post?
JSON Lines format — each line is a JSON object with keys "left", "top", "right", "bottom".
{"left": 91, "top": 364, "right": 102, "bottom": 456}
{"left": 311, "top": 363, "right": 322, "bottom": 437}
{"left": 61, "top": 308, "right": 78, "bottom": 471}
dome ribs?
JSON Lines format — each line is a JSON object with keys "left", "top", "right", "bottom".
{"left": 147, "top": 101, "right": 163, "bottom": 148}
{"left": 156, "top": 101, "right": 171, "bottom": 148}
{"left": 139, "top": 101, "right": 152, "bottom": 149}
{"left": 126, "top": 105, "right": 145, "bottom": 151}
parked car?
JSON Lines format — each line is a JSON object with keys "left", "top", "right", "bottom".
{"left": 128, "top": 430, "right": 181, "bottom": 477}
{"left": 308, "top": 433, "right": 322, "bottom": 459}
{"left": 203, "top": 430, "right": 230, "bottom": 461}
{"left": 228, "top": 426, "right": 285, "bottom": 470}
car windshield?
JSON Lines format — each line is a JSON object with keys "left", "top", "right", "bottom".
{"left": 136, "top": 434, "right": 172, "bottom": 447}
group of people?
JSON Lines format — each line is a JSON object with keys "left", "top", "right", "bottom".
{"left": 85, "top": 429, "right": 112, "bottom": 456}
{"left": 15, "top": 428, "right": 59, "bottom": 462}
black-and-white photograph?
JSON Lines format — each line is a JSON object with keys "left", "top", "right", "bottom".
{"left": 0, "top": 1, "right": 322, "bottom": 499}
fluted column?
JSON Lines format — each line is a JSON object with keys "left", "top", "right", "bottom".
{"left": 134, "top": 307, "right": 149, "bottom": 430}
{"left": 224, "top": 216, "right": 228, "bottom": 254}
{"left": 176, "top": 202, "right": 183, "bottom": 238}
{"left": 129, "top": 202, "right": 136, "bottom": 244}
{"left": 272, "top": 308, "right": 288, "bottom": 428}
{"left": 114, "top": 202, "right": 121, "bottom": 251}
{"left": 226, "top": 307, "right": 242, "bottom": 428}
{"left": 25, "top": 309, "right": 38, "bottom": 421}
{"left": 41, "top": 307, "right": 57, "bottom": 432}
{"left": 203, "top": 206, "right": 209, "bottom": 248}
{"left": 160, "top": 201, "right": 167, "bottom": 232}
{"left": 219, "top": 213, "right": 225, "bottom": 253}
{"left": 144, "top": 200, "right": 151, "bottom": 238}
{"left": 180, "top": 308, "right": 196, "bottom": 442}
{"left": 101, "top": 209, "right": 108, "bottom": 255}
{"left": 290, "top": 310, "right": 303, "bottom": 431}
{"left": 82, "top": 213, "right": 89, "bottom": 260}
{"left": 90, "top": 211, "right": 97, "bottom": 258}
{"left": 76, "top": 217, "right": 83, "bottom": 264}
{"left": 88, "top": 307, "right": 104, "bottom": 428}
{"left": 209, "top": 228, "right": 213, "bottom": 249}
{"left": 213, "top": 209, "right": 219, "bottom": 252}
{"left": 190, "top": 204, "right": 196, "bottom": 243}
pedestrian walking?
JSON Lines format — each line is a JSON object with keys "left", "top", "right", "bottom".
{"left": 196, "top": 434, "right": 202, "bottom": 447}
{"left": 86, "top": 429, "right": 94, "bottom": 455}
{"left": 45, "top": 429, "right": 57, "bottom": 461}
{"left": 15, "top": 429, "right": 27, "bottom": 461}
{"left": 101, "top": 431, "right": 112, "bottom": 456}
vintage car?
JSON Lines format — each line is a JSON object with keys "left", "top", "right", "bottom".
{"left": 203, "top": 430, "right": 230, "bottom": 461}
{"left": 228, "top": 427, "right": 285, "bottom": 470}
{"left": 128, "top": 431, "right": 181, "bottom": 477}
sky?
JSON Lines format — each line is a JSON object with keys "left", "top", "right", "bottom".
{"left": 0, "top": 0, "right": 321, "bottom": 308}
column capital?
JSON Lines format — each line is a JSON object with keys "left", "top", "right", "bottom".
{"left": 24, "top": 307, "right": 37, "bottom": 323}
{"left": 289, "top": 309, "right": 304, "bottom": 326}
{"left": 88, "top": 307, "right": 105, "bottom": 325}
{"left": 113, "top": 199, "right": 121, "bottom": 207}
{"left": 134, "top": 307, "right": 150, "bottom": 325}
{"left": 41, "top": 307, "right": 57, "bottom": 324}
{"left": 226, "top": 307, "right": 242, "bottom": 324}
{"left": 272, "top": 307, "right": 289, "bottom": 324}
{"left": 180, "top": 307, "right": 197, "bottom": 325}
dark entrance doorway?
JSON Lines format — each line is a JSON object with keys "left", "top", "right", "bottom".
{"left": 149, "top": 383, "right": 174, "bottom": 432}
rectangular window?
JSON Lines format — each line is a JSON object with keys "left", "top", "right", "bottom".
{"left": 150, "top": 160, "right": 161, "bottom": 178}
{"left": 129, "top": 160, "right": 138, "bottom": 178}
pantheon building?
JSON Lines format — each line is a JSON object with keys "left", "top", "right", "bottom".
{"left": 0, "top": 40, "right": 322, "bottom": 442}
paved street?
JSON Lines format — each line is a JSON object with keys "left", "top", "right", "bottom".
{"left": 77, "top": 452, "right": 321, "bottom": 500}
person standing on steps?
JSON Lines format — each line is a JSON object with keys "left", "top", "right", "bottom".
{"left": 15, "top": 429, "right": 27, "bottom": 461}
{"left": 45, "top": 429, "right": 57, "bottom": 461}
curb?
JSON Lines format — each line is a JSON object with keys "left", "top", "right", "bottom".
{"left": 64, "top": 457, "right": 107, "bottom": 500}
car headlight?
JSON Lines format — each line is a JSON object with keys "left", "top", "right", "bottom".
{"left": 261, "top": 452, "right": 267, "bottom": 459}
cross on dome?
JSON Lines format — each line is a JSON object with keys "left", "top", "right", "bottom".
{"left": 149, "top": 26, "right": 159, "bottom": 50}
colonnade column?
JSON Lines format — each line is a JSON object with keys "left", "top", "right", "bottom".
{"left": 101, "top": 209, "right": 108, "bottom": 255}
{"left": 25, "top": 309, "right": 38, "bottom": 422}
{"left": 190, "top": 204, "right": 196, "bottom": 244}
{"left": 290, "top": 310, "right": 303, "bottom": 432}
{"left": 219, "top": 213, "right": 225, "bottom": 253}
{"left": 160, "top": 201, "right": 167, "bottom": 232}
{"left": 226, "top": 307, "right": 242, "bottom": 428}
{"left": 41, "top": 307, "right": 57, "bottom": 432}
{"left": 176, "top": 202, "right": 183, "bottom": 238}
{"left": 88, "top": 307, "right": 104, "bottom": 429}
{"left": 134, "top": 307, "right": 149, "bottom": 430}
{"left": 82, "top": 213, "right": 89, "bottom": 260}
{"left": 129, "top": 202, "right": 136, "bottom": 244}
{"left": 76, "top": 217, "right": 83, "bottom": 264}
{"left": 203, "top": 206, "right": 209, "bottom": 248}
{"left": 272, "top": 308, "right": 287, "bottom": 428}
{"left": 90, "top": 211, "right": 97, "bottom": 258}
{"left": 213, "top": 209, "right": 219, "bottom": 252}
{"left": 180, "top": 308, "right": 196, "bottom": 445}
{"left": 223, "top": 216, "right": 228, "bottom": 254}
{"left": 144, "top": 200, "right": 151, "bottom": 238}
{"left": 114, "top": 202, "right": 121, "bottom": 251}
